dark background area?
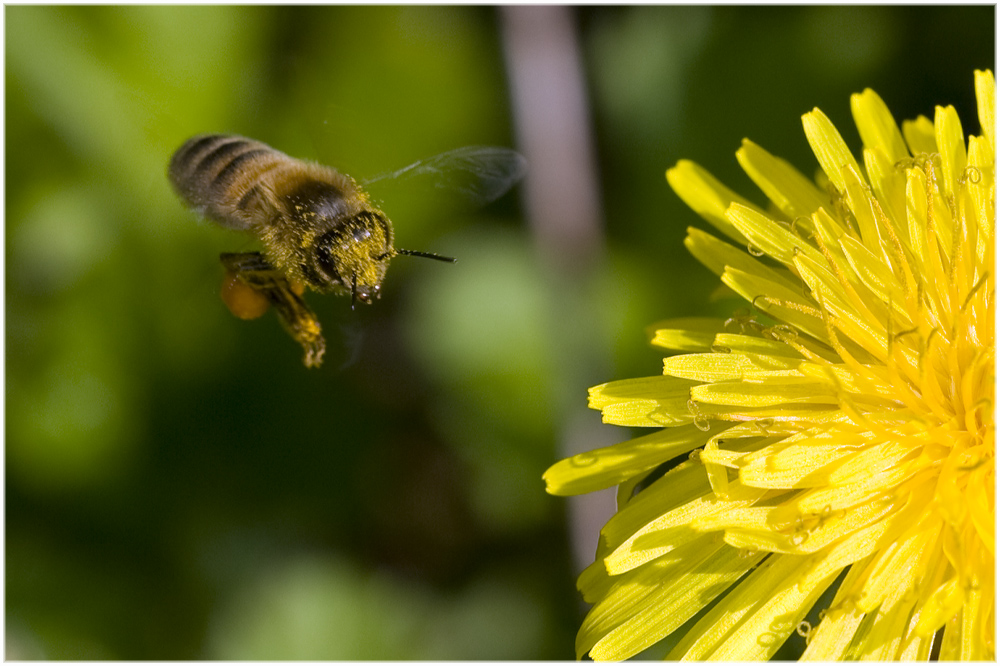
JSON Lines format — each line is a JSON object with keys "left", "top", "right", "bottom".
{"left": 5, "top": 5, "right": 994, "bottom": 659}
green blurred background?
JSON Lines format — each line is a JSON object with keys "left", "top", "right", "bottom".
{"left": 5, "top": 5, "right": 993, "bottom": 660}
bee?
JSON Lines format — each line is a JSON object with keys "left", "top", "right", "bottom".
{"left": 168, "top": 134, "right": 526, "bottom": 368}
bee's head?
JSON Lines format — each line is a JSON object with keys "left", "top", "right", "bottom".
{"left": 311, "top": 210, "right": 392, "bottom": 305}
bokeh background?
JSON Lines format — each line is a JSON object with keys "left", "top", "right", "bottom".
{"left": 5, "top": 5, "right": 994, "bottom": 660}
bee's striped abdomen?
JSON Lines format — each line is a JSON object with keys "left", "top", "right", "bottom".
{"left": 168, "top": 134, "right": 292, "bottom": 230}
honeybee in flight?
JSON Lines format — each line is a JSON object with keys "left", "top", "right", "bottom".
{"left": 169, "top": 134, "right": 526, "bottom": 367}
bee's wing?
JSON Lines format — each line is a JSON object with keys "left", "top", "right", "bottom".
{"left": 362, "top": 146, "right": 527, "bottom": 207}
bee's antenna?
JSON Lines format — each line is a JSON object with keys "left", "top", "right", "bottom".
{"left": 351, "top": 274, "right": 358, "bottom": 311}
{"left": 396, "top": 249, "right": 457, "bottom": 263}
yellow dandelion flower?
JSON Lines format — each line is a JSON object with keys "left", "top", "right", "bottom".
{"left": 546, "top": 71, "right": 995, "bottom": 661}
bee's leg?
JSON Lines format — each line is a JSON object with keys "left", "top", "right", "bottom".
{"left": 220, "top": 252, "right": 327, "bottom": 368}
{"left": 268, "top": 288, "right": 326, "bottom": 369}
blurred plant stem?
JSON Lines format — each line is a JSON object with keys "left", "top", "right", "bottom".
{"left": 500, "top": 5, "right": 618, "bottom": 572}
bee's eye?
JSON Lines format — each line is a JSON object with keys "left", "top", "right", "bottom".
{"left": 314, "top": 229, "right": 342, "bottom": 282}
{"left": 352, "top": 227, "right": 371, "bottom": 242}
